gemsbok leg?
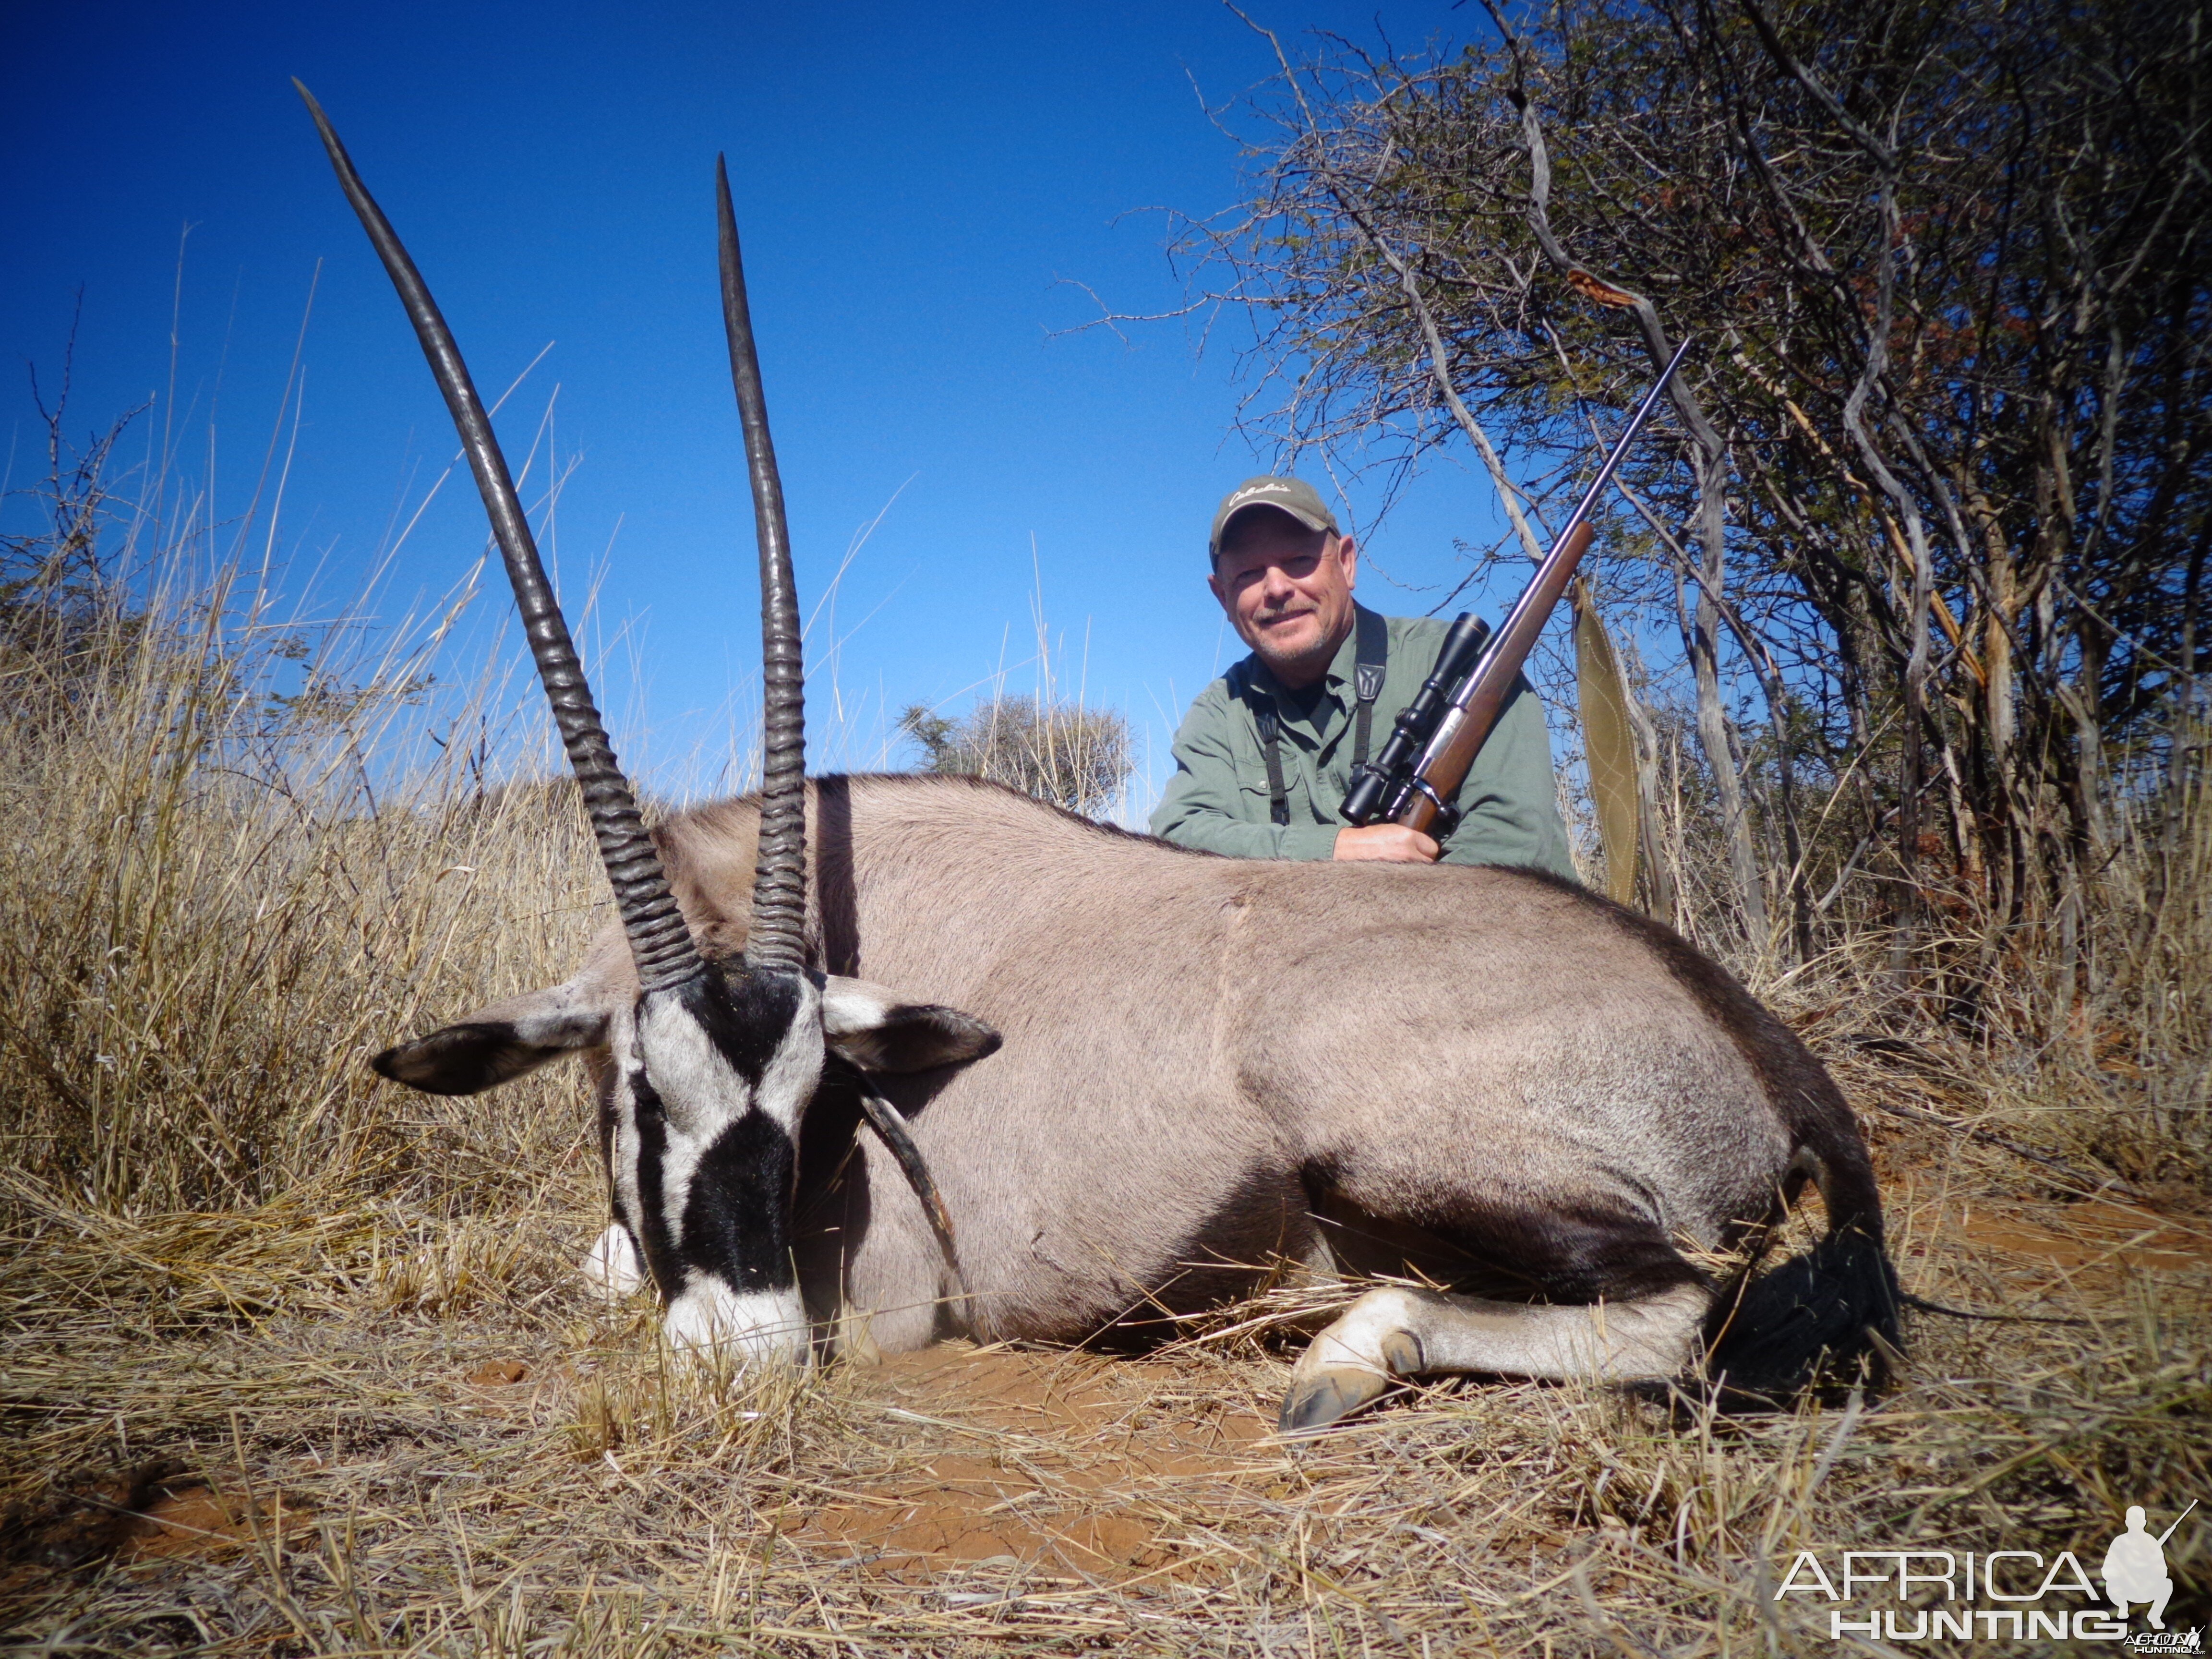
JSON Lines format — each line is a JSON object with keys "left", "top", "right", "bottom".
{"left": 1281, "top": 1284, "right": 1709, "bottom": 1431}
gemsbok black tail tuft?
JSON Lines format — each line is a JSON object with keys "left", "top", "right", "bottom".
{"left": 1695, "top": 1114, "right": 1903, "bottom": 1412}
{"left": 1699, "top": 1225, "right": 1902, "bottom": 1410}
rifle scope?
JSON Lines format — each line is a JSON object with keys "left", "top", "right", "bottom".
{"left": 1340, "top": 612, "right": 1491, "bottom": 827}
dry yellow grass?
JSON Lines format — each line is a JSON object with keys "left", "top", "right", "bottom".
{"left": 2, "top": 530, "right": 2205, "bottom": 1654}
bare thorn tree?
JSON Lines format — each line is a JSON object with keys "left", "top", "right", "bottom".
{"left": 900, "top": 697, "right": 1134, "bottom": 821}
{"left": 1102, "top": 0, "right": 2207, "bottom": 1021}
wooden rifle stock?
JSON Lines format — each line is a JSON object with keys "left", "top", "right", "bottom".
{"left": 1395, "top": 520, "right": 1594, "bottom": 835}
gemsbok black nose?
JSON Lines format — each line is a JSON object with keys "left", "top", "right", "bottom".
{"left": 303, "top": 85, "right": 825, "bottom": 1364}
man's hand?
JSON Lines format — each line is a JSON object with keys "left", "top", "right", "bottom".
{"left": 1333, "top": 824, "right": 1440, "bottom": 863}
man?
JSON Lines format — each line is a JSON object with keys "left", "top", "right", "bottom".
{"left": 2102, "top": 1506, "right": 2175, "bottom": 1630}
{"left": 1150, "top": 476, "right": 1574, "bottom": 874}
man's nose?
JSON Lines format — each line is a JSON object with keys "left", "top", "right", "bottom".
{"left": 1260, "top": 562, "right": 1297, "bottom": 603}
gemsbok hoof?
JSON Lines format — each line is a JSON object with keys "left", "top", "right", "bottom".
{"left": 1279, "top": 1320, "right": 1423, "bottom": 1435}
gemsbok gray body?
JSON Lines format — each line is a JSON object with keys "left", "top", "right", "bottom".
{"left": 381, "top": 774, "right": 1903, "bottom": 1428}
{"left": 307, "top": 87, "right": 1900, "bottom": 1435}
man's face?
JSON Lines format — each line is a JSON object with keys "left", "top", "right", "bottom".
{"left": 1208, "top": 507, "right": 1358, "bottom": 688}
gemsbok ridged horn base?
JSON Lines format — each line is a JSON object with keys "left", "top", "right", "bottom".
{"left": 307, "top": 84, "right": 830, "bottom": 1363}
{"left": 345, "top": 98, "right": 1900, "bottom": 1429}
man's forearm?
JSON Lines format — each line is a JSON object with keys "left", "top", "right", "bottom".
{"left": 1151, "top": 801, "right": 1341, "bottom": 861}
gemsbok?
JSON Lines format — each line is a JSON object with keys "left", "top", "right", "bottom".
{"left": 304, "top": 90, "right": 1902, "bottom": 1433}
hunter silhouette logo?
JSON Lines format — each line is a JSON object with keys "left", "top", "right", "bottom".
{"left": 1775, "top": 1498, "right": 2200, "bottom": 1644}
{"left": 2104, "top": 1502, "right": 2189, "bottom": 1630}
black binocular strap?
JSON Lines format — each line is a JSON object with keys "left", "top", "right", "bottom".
{"left": 1253, "top": 607, "right": 1388, "bottom": 830}
{"left": 1255, "top": 704, "right": 1291, "bottom": 826}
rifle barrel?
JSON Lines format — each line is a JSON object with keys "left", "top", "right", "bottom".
{"left": 2154, "top": 1499, "right": 2197, "bottom": 1547}
{"left": 1394, "top": 339, "right": 1693, "bottom": 836}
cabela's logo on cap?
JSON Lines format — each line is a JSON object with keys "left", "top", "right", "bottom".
{"left": 1207, "top": 476, "right": 1339, "bottom": 558}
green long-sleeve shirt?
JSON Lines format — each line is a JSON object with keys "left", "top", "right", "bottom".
{"left": 1149, "top": 605, "right": 1575, "bottom": 876}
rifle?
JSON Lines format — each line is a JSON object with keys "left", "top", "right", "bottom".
{"left": 2155, "top": 1499, "right": 2198, "bottom": 1548}
{"left": 1340, "top": 338, "right": 1693, "bottom": 838}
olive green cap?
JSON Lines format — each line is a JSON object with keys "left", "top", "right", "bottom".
{"left": 1208, "top": 476, "right": 1339, "bottom": 563}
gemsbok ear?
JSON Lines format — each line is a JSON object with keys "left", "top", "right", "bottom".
{"left": 370, "top": 984, "right": 612, "bottom": 1096}
{"left": 820, "top": 975, "right": 1001, "bottom": 1075}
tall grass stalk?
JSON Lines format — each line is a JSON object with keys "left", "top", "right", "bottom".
{"left": 1, "top": 401, "right": 2203, "bottom": 1658}
{"left": 1, "top": 497, "right": 607, "bottom": 1221}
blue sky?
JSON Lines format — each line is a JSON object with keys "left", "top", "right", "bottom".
{"left": 4, "top": 0, "right": 1529, "bottom": 813}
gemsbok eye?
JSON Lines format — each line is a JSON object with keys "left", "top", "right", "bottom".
{"left": 324, "top": 89, "right": 1900, "bottom": 1431}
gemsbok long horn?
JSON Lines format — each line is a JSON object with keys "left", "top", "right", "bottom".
{"left": 714, "top": 158, "right": 969, "bottom": 1295}
{"left": 296, "top": 82, "right": 702, "bottom": 994}
{"left": 714, "top": 157, "right": 807, "bottom": 975}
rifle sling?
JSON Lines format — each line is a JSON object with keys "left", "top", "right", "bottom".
{"left": 1352, "top": 604, "right": 1386, "bottom": 768}
{"left": 1253, "top": 606, "right": 1388, "bottom": 830}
